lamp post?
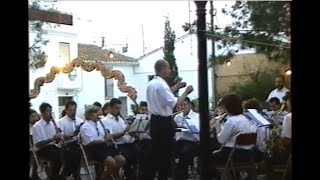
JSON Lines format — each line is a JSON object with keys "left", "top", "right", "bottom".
{"left": 195, "top": 1, "right": 210, "bottom": 180}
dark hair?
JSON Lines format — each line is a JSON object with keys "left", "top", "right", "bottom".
{"left": 39, "top": 102, "right": 52, "bottom": 113}
{"left": 243, "top": 98, "right": 262, "bottom": 113}
{"left": 275, "top": 75, "right": 285, "bottom": 81}
{"left": 65, "top": 100, "right": 77, "bottom": 109}
{"left": 93, "top": 102, "right": 102, "bottom": 107}
{"left": 154, "top": 59, "right": 168, "bottom": 74}
{"left": 283, "top": 91, "right": 291, "bottom": 101}
{"left": 184, "top": 97, "right": 191, "bottom": 103}
{"left": 109, "top": 98, "right": 122, "bottom": 107}
{"left": 241, "top": 95, "right": 251, "bottom": 102}
{"left": 139, "top": 101, "right": 148, "bottom": 107}
{"left": 60, "top": 109, "right": 66, "bottom": 118}
{"left": 102, "top": 103, "right": 110, "bottom": 111}
{"left": 29, "top": 109, "right": 37, "bottom": 116}
{"left": 191, "top": 101, "right": 195, "bottom": 108}
{"left": 268, "top": 97, "right": 280, "bottom": 105}
{"left": 220, "top": 94, "right": 243, "bottom": 115}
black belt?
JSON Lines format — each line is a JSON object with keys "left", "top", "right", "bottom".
{"left": 151, "top": 114, "right": 172, "bottom": 119}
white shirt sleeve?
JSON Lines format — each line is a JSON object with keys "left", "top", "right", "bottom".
{"left": 32, "top": 125, "right": 42, "bottom": 144}
{"left": 217, "top": 120, "right": 234, "bottom": 144}
{"left": 266, "top": 91, "right": 273, "bottom": 102}
{"left": 281, "top": 114, "right": 291, "bottom": 138}
{"left": 156, "top": 85, "right": 178, "bottom": 109}
{"left": 80, "top": 125, "right": 95, "bottom": 146}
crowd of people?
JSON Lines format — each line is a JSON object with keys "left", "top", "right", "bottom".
{"left": 29, "top": 59, "right": 291, "bottom": 180}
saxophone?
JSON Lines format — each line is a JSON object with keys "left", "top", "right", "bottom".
{"left": 266, "top": 104, "right": 286, "bottom": 156}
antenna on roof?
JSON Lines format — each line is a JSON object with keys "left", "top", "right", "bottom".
{"left": 141, "top": 24, "right": 146, "bottom": 55}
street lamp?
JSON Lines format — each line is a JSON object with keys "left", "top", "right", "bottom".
{"left": 68, "top": 69, "right": 77, "bottom": 81}
{"left": 226, "top": 60, "right": 232, "bottom": 66}
{"left": 109, "top": 52, "right": 114, "bottom": 58}
{"left": 284, "top": 69, "right": 292, "bottom": 76}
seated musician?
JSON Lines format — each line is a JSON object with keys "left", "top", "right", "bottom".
{"left": 174, "top": 97, "right": 200, "bottom": 180}
{"left": 101, "top": 98, "right": 137, "bottom": 179}
{"left": 281, "top": 92, "right": 291, "bottom": 150}
{"left": 29, "top": 109, "right": 40, "bottom": 180}
{"left": 208, "top": 95, "right": 256, "bottom": 180}
{"left": 243, "top": 98, "right": 268, "bottom": 162}
{"left": 102, "top": 102, "right": 110, "bottom": 117}
{"left": 57, "top": 100, "right": 84, "bottom": 177}
{"left": 134, "top": 101, "right": 153, "bottom": 180}
{"left": 80, "top": 105, "right": 126, "bottom": 179}
{"left": 32, "top": 102, "right": 64, "bottom": 180}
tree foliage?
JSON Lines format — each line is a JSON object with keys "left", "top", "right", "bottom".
{"left": 212, "top": 1, "right": 291, "bottom": 63}
{"left": 29, "top": 0, "right": 59, "bottom": 70}
{"left": 163, "top": 17, "right": 181, "bottom": 94}
{"left": 225, "top": 69, "right": 279, "bottom": 102}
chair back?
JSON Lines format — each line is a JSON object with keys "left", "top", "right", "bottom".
{"left": 235, "top": 133, "right": 257, "bottom": 146}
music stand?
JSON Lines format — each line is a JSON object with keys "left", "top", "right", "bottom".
{"left": 129, "top": 114, "right": 149, "bottom": 140}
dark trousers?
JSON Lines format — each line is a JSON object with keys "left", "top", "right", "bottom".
{"left": 147, "top": 115, "right": 175, "bottom": 180}
{"left": 64, "top": 142, "right": 81, "bottom": 176}
{"left": 37, "top": 144, "right": 64, "bottom": 180}
{"left": 117, "top": 143, "right": 138, "bottom": 178}
{"left": 174, "top": 140, "right": 199, "bottom": 180}
{"left": 135, "top": 139, "right": 153, "bottom": 180}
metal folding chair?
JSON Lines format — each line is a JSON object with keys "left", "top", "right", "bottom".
{"left": 215, "top": 133, "right": 258, "bottom": 180}
{"left": 272, "top": 152, "right": 292, "bottom": 180}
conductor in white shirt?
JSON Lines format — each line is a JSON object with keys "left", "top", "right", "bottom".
{"left": 146, "top": 59, "right": 194, "bottom": 180}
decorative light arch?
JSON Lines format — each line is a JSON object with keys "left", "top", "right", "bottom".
{"left": 29, "top": 58, "right": 138, "bottom": 102}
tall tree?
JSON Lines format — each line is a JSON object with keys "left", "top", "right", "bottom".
{"left": 29, "top": 0, "right": 60, "bottom": 70}
{"left": 212, "top": 1, "right": 291, "bottom": 63}
{"left": 163, "top": 17, "right": 181, "bottom": 94}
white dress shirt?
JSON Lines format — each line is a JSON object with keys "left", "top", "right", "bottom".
{"left": 57, "top": 115, "right": 84, "bottom": 136}
{"left": 80, "top": 120, "right": 106, "bottom": 146}
{"left": 101, "top": 114, "right": 133, "bottom": 144}
{"left": 174, "top": 110, "right": 199, "bottom": 142}
{"left": 146, "top": 76, "right": 178, "bottom": 117}
{"left": 217, "top": 114, "right": 254, "bottom": 149}
{"left": 281, "top": 113, "right": 292, "bottom": 138}
{"left": 267, "top": 87, "right": 290, "bottom": 103}
{"left": 250, "top": 123, "right": 268, "bottom": 152}
{"left": 32, "top": 119, "right": 58, "bottom": 150}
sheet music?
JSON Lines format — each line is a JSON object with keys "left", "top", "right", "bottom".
{"left": 247, "top": 109, "right": 271, "bottom": 126}
{"left": 129, "top": 114, "right": 149, "bottom": 132}
{"left": 135, "top": 114, "right": 148, "bottom": 120}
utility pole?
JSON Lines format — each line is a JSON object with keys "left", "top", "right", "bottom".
{"left": 210, "top": 0, "right": 217, "bottom": 109}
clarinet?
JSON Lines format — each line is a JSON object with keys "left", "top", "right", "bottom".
{"left": 51, "top": 118, "right": 65, "bottom": 148}
{"left": 98, "top": 119, "right": 117, "bottom": 148}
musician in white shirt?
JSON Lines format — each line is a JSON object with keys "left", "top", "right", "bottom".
{"left": 101, "top": 98, "right": 137, "bottom": 179}
{"left": 266, "top": 75, "right": 290, "bottom": 103}
{"left": 146, "top": 59, "right": 193, "bottom": 180}
{"left": 32, "top": 102, "right": 64, "bottom": 180}
{"left": 281, "top": 92, "right": 291, "bottom": 147}
{"left": 243, "top": 98, "right": 268, "bottom": 161}
{"left": 209, "top": 95, "right": 255, "bottom": 179}
{"left": 80, "top": 105, "right": 126, "bottom": 179}
{"left": 174, "top": 97, "right": 199, "bottom": 179}
{"left": 57, "top": 100, "right": 84, "bottom": 177}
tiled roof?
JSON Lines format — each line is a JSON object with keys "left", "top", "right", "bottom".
{"left": 78, "top": 43, "right": 137, "bottom": 63}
